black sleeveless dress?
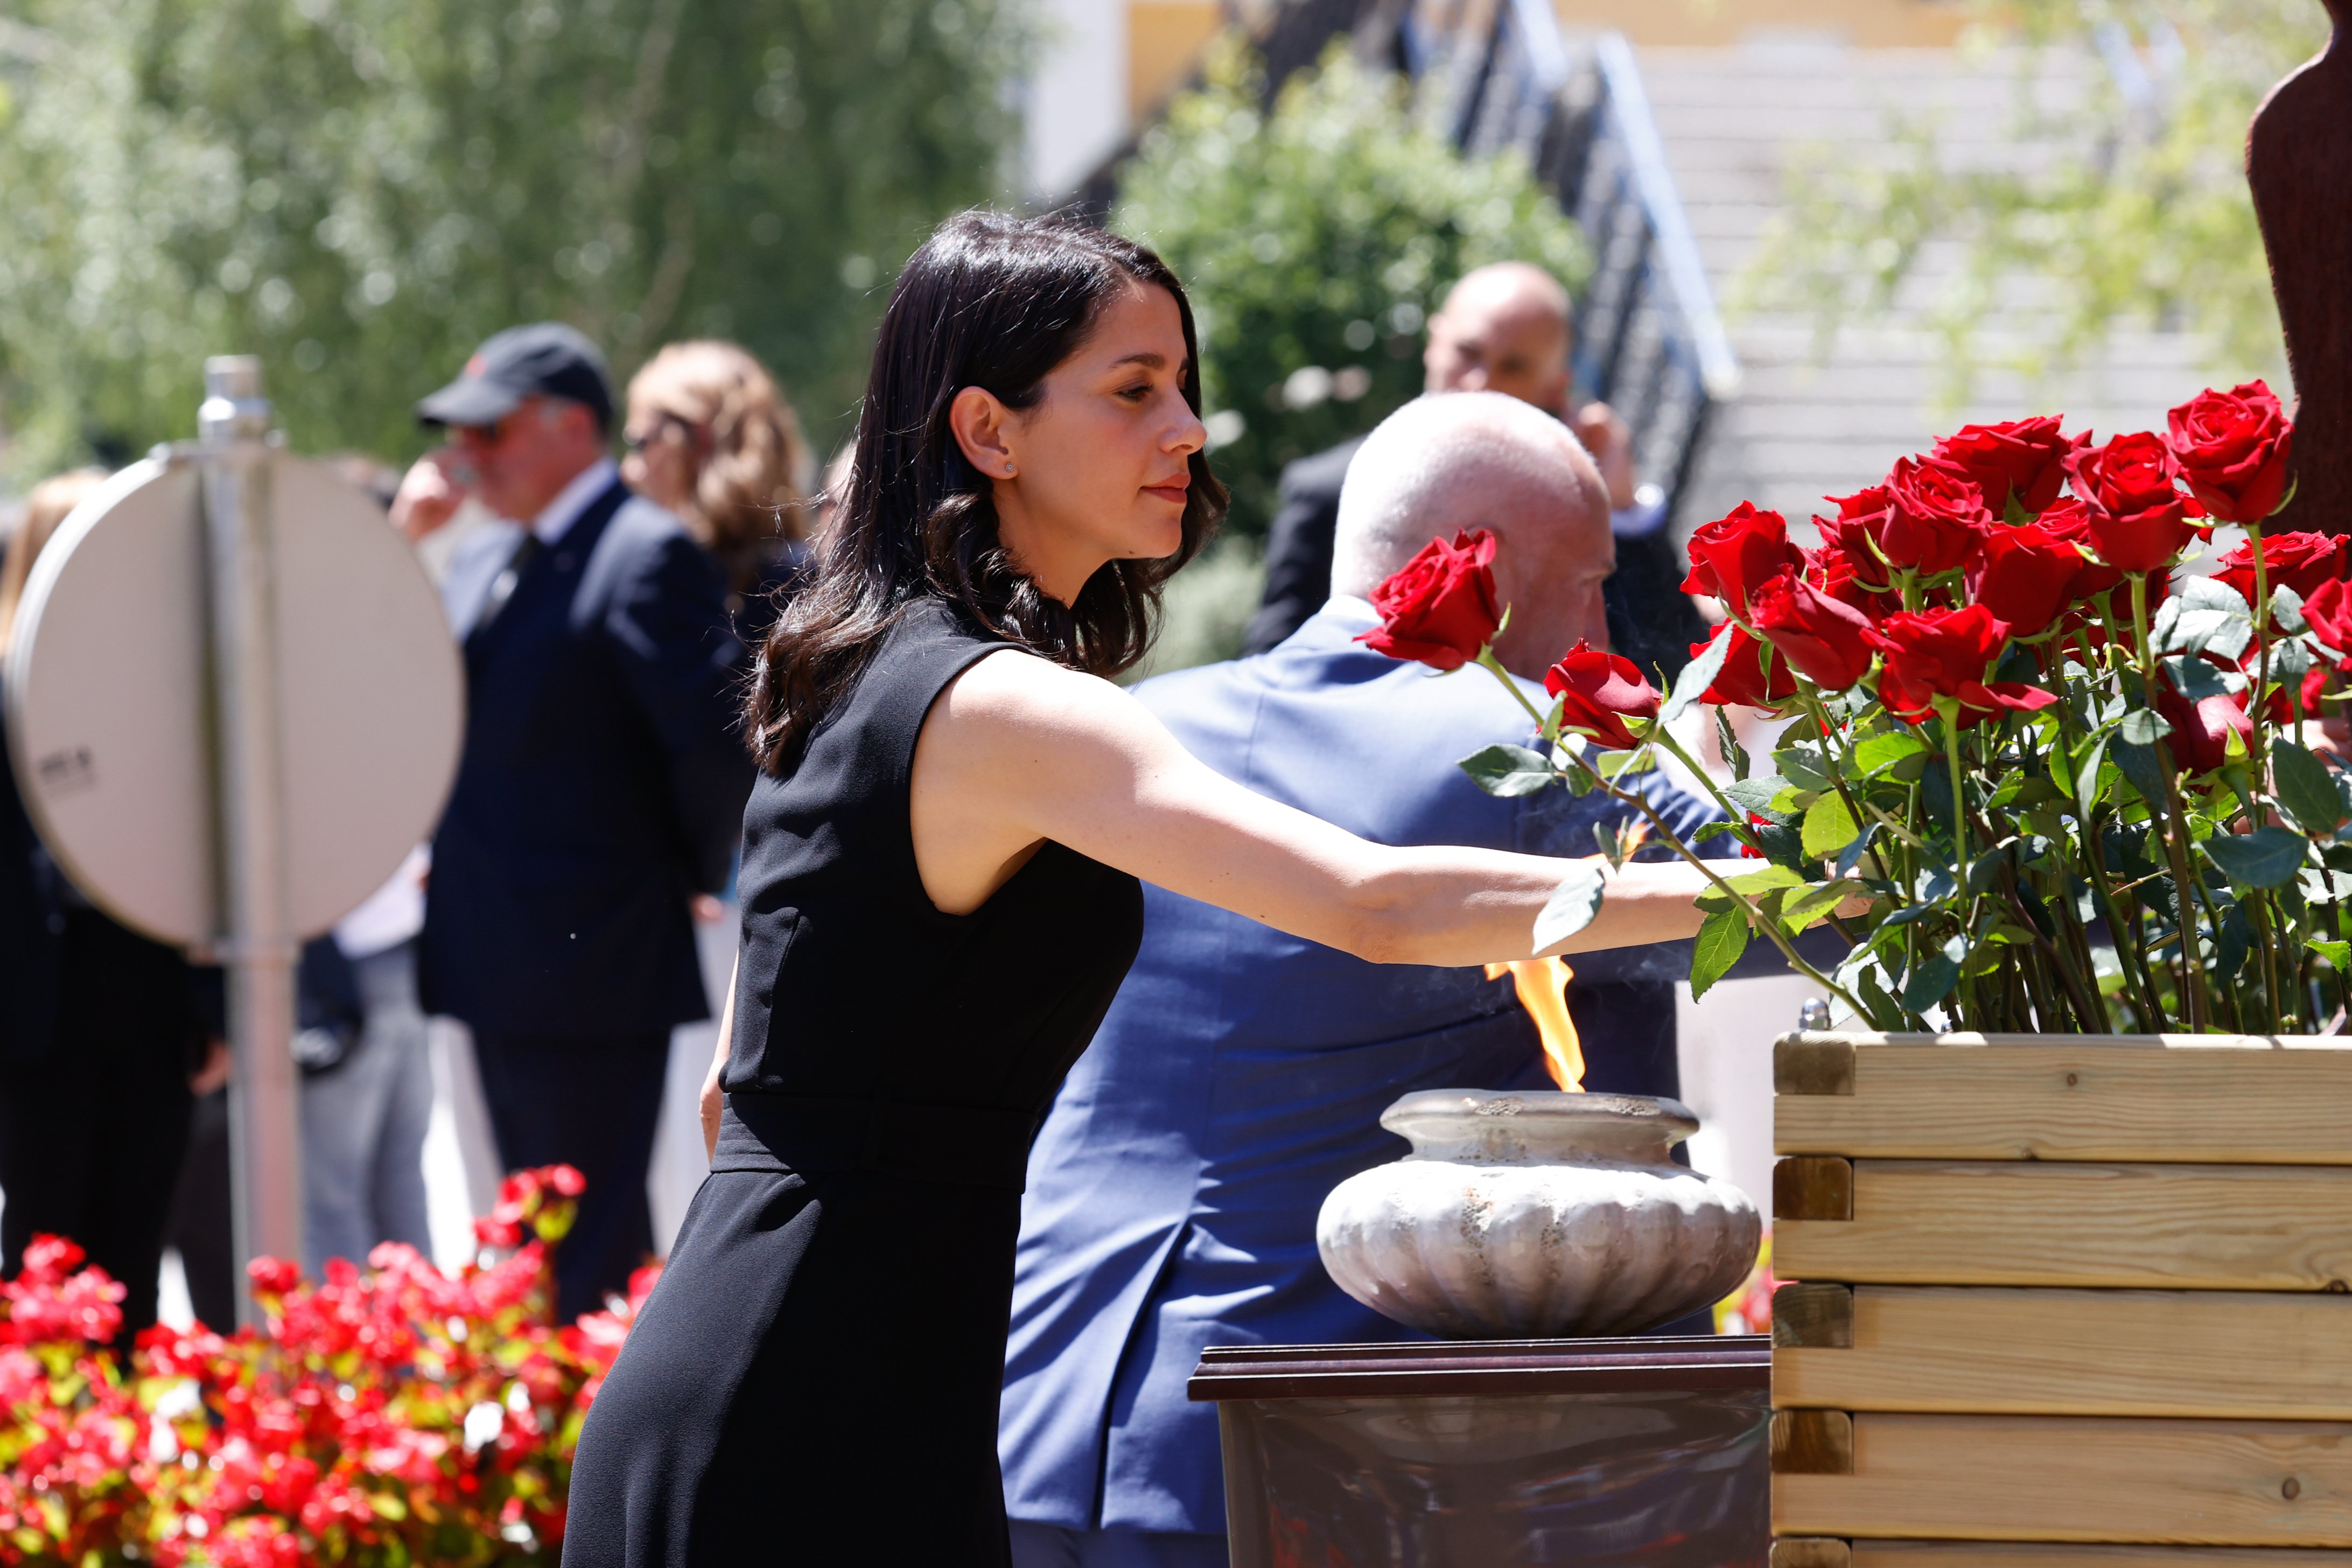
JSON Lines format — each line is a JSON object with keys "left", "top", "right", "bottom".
{"left": 562, "top": 601, "right": 1144, "bottom": 1565}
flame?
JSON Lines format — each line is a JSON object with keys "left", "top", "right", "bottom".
{"left": 1485, "top": 956, "right": 1585, "bottom": 1091}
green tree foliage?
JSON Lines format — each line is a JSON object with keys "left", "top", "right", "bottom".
{"left": 0, "top": 0, "right": 1021, "bottom": 479}
{"left": 1743, "top": 2, "right": 2324, "bottom": 399}
{"left": 1114, "top": 40, "right": 1587, "bottom": 536}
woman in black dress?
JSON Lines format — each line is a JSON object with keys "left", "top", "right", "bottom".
{"left": 561, "top": 213, "right": 1713, "bottom": 1565}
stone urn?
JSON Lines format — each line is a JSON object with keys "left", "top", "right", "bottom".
{"left": 1317, "top": 1089, "right": 1761, "bottom": 1340}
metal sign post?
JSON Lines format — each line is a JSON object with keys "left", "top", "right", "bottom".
{"left": 198, "top": 358, "right": 306, "bottom": 1295}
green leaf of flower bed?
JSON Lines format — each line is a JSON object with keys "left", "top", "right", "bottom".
{"left": 1531, "top": 860, "right": 1605, "bottom": 953}
{"left": 2273, "top": 739, "right": 2344, "bottom": 837}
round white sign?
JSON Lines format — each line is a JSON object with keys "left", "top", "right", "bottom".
{"left": 5, "top": 453, "right": 463, "bottom": 946}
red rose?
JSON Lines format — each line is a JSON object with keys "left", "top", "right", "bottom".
{"left": 1750, "top": 568, "right": 1877, "bottom": 691}
{"left": 1933, "top": 416, "right": 2081, "bottom": 518}
{"left": 2154, "top": 674, "right": 2253, "bottom": 775}
{"left": 1864, "top": 603, "right": 2059, "bottom": 728}
{"left": 1869, "top": 456, "right": 1994, "bottom": 577}
{"left": 1357, "top": 528, "right": 1502, "bottom": 671}
{"left": 1805, "top": 542, "right": 1901, "bottom": 618}
{"left": 1700, "top": 624, "right": 1799, "bottom": 709}
{"left": 2068, "top": 432, "right": 2192, "bottom": 574}
{"left": 2034, "top": 496, "right": 2122, "bottom": 600}
{"left": 1968, "top": 519, "right": 2088, "bottom": 638}
{"left": 1545, "top": 641, "right": 1661, "bottom": 750}
{"left": 1681, "top": 502, "right": 1807, "bottom": 619}
{"left": 2211, "top": 528, "right": 2346, "bottom": 611}
{"left": 2302, "top": 578, "right": 2352, "bottom": 661}
{"left": 2166, "top": 381, "right": 2293, "bottom": 526}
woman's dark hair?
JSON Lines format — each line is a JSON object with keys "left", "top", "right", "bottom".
{"left": 744, "top": 211, "right": 1227, "bottom": 773}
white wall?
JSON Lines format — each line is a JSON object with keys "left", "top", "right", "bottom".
{"left": 1023, "top": 0, "right": 1131, "bottom": 199}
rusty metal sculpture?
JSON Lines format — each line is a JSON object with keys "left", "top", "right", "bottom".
{"left": 2249, "top": 0, "right": 2351, "bottom": 528}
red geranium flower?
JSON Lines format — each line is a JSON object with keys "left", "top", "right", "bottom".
{"left": 1545, "top": 641, "right": 1660, "bottom": 750}
{"left": 1865, "top": 603, "right": 2059, "bottom": 728}
{"left": 1933, "top": 415, "right": 2081, "bottom": 518}
{"left": 2166, "top": 381, "right": 2294, "bottom": 526}
{"left": 1357, "top": 528, "right": 1502, "bottom": 671}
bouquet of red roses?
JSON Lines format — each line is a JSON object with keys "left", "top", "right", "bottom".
{"left": 1364, "top": 381, "right": 2340, "bottom": 1035}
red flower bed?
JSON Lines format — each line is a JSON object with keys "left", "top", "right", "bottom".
{"left": 0, "top": 1166, "right": 652, "bottom": 1565}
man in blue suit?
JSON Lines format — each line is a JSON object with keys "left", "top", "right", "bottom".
{"left": 403, "top": 324, "right": 752, "bottom": 1317}
{"left": 1001, "top": 393, "right": 1731, "bottom": 1568}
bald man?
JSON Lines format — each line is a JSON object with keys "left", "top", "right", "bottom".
{"left": 1242, "top": 262, "right": 1708, "bottom": 685}
{"left": 999, "top": 394, "right": 1732, "bottom": 1568}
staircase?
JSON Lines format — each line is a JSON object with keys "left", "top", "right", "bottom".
{"left": 1633, "top": 38, "right": 2222, "bottom": 535}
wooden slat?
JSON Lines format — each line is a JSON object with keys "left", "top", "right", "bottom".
{"left": 1775, "top": 1412, "right": 2352, "bottom": 1544}
{"left": 1774, "top": 1287, "right": 2352, "bottom": 1419}
{"left": 1847, "top": 1546, "right": 2352, "bottom": 1567}
{"left": 1775, "top": 1033, "right": 2352, "bottom": 1165}
{"left": 1774, "top": 1541, "right": 1853, "bottom": 1568}
{"left": 1776, "top": 1156, "right": 1855, "bottom": 1220}
{"left": 1774, "top": 1410, "right": 1854, "bottom": 1474}
{"left": 1775, "top": 1161, "right": 2352, "bottom": 1291}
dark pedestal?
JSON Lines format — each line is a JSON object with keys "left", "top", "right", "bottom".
{"left": 1190, "top": 1335, "right": 1770, "bottom": 1567}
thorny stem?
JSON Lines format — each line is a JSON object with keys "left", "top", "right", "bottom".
{"left": 2130, "top": 573, "right": 2211, "bottom": 1031}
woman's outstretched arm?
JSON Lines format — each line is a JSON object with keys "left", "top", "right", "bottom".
{"left": 909, "top": 650, "right": 1712, "bottom": 967}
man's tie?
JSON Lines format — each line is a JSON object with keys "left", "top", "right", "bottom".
{"left": 470, "top": 530, "right": 545, "bottom": 644}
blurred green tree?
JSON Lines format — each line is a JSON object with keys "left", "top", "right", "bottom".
{"left": 1742, "top": 1, "right": 2323, "bottom": 399}
{"left": 1114, "top": 39, "right": 1587, "bottom": 537}
{"left": 0, "top": 0, "right": 1021, "bottom": 479}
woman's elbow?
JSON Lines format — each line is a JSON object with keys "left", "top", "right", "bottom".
{"left": 1329, "top": 887, "right": 1420, "bottom": 966}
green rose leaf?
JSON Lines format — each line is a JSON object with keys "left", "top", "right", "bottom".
{"left": 1723, "top": 775, "right": 1793, "bottom": 817}
{"left": 2273, "top": 584, "right": 2310, "bottom": 636}
{"left": 1531, "top": 860, "right": 1606, "bottom": 954}
{"left": 2272, "top": 740, "right": 2344, "bottom": 837}
{"left": 1781, "top": 880, "right": 1861, "bottom": 933}
{"left": 2111, "top": 740, "right": 2170, "bottom": 820}
{"left": 1854, "top": 731, "right": 1929, "bottom": 776}
{"left": 1900, "top": 950, "right": 1961, "bottom": 1013}
{"left": 1688, "top": 904, "right": 1750, "bottom": 1001}
{"left": 2118, "top": 709, "right": 2173, "bottom": 746}
{"left": 2070, "top": 731, "right": 2111, "bottom": 813}
{"left": 1801, "top": 791, "right": 1861, "bottom": 859}
{"left": 1662, "top": 623, "right": 1733, "bottom": 725}
{"left": 2201, "top": 826, "right": 2311, "bottom": 890}
{"left": 1458, "top": 744, "right": 1554, "bottom": 798}
{"left": 2309, "top": 938, "right": 2352, "bottom": 969}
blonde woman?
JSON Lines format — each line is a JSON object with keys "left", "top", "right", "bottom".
{"left": 0, "top": 470, "right": 217, "bottom": 1335}
{"left": 621, "top": 340, "right": 814, "bottom": 642}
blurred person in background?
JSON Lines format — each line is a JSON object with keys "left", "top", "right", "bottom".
{"left": 1000, "top": 395, "right": 1729, "bottom": 1566}
{"left": 0, "top": 469, "right": 222, "bottom": 1333}
{"left": 1242, "top": 261, "right": 1708, "bottom": 684}
{"left": 395, "top": 323, "right": 754, "bottom": 1318}
{"left": 621, "top": 340, "right": 815, "bottom": 649}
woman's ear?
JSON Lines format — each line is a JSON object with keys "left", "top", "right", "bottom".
{"left": 947, "top": 386, "right": 1020, "bottom": 481}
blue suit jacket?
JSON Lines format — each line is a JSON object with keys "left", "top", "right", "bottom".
{"left": 419, "top": 481, "right": 752, "bottom": 1036}
{"left": 998, "top": 599, "right": 1727, "bottom": 1535}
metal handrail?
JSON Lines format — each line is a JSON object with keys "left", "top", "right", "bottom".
{"left": 1588, "top": 33, "right": 1740, "bottom": 401}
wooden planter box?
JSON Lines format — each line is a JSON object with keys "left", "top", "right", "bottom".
{"left": 1769, "top": 1028, "right": 2352, "bottom": 1564}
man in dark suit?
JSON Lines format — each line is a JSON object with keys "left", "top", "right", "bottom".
{"left": 401, "top": 324, "right": 752, "bottom": 1317}
{"left": 1241, "top": 262, "right": 1707, "bottom": 687}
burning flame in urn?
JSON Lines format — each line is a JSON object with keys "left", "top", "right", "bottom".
{"left": 1484, "top": 957, "right": 1585, "bottom": 1091}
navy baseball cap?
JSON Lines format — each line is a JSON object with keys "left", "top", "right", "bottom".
{"left": 416, "top": 322, "right": 614, "bottom": 432}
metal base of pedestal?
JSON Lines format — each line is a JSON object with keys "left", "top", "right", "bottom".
{"left": 1191, "top": 1335, "right": 1770, "bottom": 1567}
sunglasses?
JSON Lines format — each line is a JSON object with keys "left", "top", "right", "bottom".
{"left": 622, "top": 414, "right": 694, "bottom": 453}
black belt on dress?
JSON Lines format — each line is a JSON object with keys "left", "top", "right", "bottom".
{"left": 713, "top": 1091, "right": 1037, "bottom": 1193}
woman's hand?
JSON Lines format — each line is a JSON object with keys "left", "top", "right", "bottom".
{"left": 908, "top": 652, "right": 1712, "bottom": 967}
{"left": 701, "top": 957, "right": 737, "bottom": 1163}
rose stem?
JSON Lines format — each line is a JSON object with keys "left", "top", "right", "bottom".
{"left": 2130, "top": 571, "right": 2212, "bottom": 1031}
